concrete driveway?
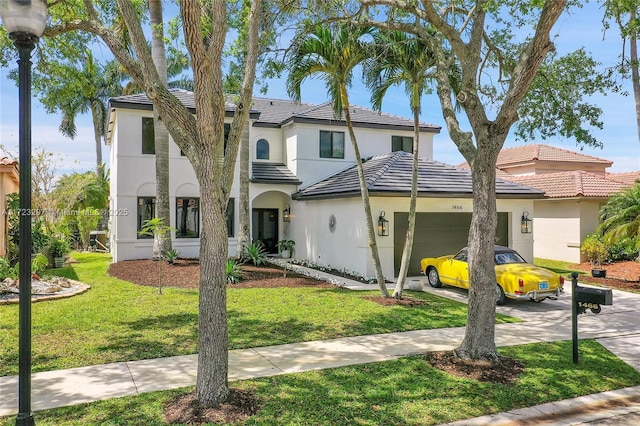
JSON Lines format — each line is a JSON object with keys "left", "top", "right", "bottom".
{"left": 413, "top": 276, "right": 640, "bottom": 370}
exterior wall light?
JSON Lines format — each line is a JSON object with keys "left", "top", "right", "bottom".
{"left": 1, "top": 1, "right": 47, "bottom": 425}
{"left": 378, "top": 211, "right": 389, "bottom": 236}
{"left": 521, "top": 211, "right": 532, "bottom": 234}
{"left": 283, "top": 204, "right": 291, "bottom": 222}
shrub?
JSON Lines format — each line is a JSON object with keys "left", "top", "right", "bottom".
{"left": 241, "top": 241, "right": 267, "bottom": 266}
{"left": 31, "top": 254, "right": 49, "bottom": 276}
{"left": 49, "top": 238, "right": 71, "bottom": 258}
{"left": 606, "top": 236, "right": 639, "bottom": 262}
{"left": 0, "top": 258, "right": 14, "bottom": 281}
{"left": 165, "top": 249, "right": 179, "bottom": 264}
{"left": 226, "top": 258, "right": 243, "bottom": 283}
{"left": 581, "top": 233, "right": 608, "bottom": 267}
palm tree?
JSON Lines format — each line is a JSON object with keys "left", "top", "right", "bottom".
{"left": 364, "top": 30, "right": 437, "bottom": 298}
{"left": 34, "top": 51, "right": 123, "bottom": 175}
{"left": 287, "top": 23, "right": 389, "bottom": 297}
{"left": 598, "top": 183, "right": 640, "bottom": 251}
{"left": 149, "top": 0, "right": 172, "bottom": 257}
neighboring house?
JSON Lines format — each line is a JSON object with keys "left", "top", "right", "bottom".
{"left": 0, "top": 157, "right": 19, "bottom": 257}
{"left": 461, "top": 144, "right": 638, "bottom": 264}
{"left": 106, "top": 90, "right": 543, "bottom": 278}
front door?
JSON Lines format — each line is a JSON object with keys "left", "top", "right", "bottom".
{"left": 252, "top": 209, "right": 279, "bottom": 254}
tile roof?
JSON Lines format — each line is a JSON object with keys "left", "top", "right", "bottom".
{"left": 606, "top": 171, "right": 640, "bottom": 186}
{"left": 503, "top": 171, "right": 626, "bottom": 198}
{"left": 109, "top": 89, "right": 259, "bottom": 117}
{"left": 251, "top": 163, "right": 302, "bottom": 185}
{"left": 293, "top": 151, "right": 544, "bottom": 200}
{"left": 108, "top": 90, "right": 440, "bottom": 132}
{"left": 495, "top": 144, "right": 612, "bottom": 167}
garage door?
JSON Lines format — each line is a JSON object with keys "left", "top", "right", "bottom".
{"left": 393, "top": 212, "right": 508, "bottom": 276}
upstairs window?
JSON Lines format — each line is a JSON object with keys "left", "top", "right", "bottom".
{"left": 256, "top": 139, "right": 269, "bottom": 160}
{"left": 142, "top": 117, "right": 155, "bottom": 154}
{"left": 176, "top": 197, "right": 200, "bottom": 238}
{"left": 392, "top": 135, "right": 413, "bottom": 153}
{"left": 319, "top": 130, "right": 345, "bottom": 159}
{"left": 137, "top": 197, "right": 156, "bottom": 239}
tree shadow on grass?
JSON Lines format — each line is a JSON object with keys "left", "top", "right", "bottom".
{"left": 228, "top": 310, "right": 320, "bottom": 349}
{"left": 45, "top": 264, "right": 81, "bottom": 281}
{"left": 96, "top": 313, "right": 199, "bottom": 362}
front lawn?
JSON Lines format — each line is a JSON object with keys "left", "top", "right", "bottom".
{"left": 2, "top": 340, "right": 639, "bottom": 425}
{"left": 0, "top": 253, "right": 517, "bottom": 376}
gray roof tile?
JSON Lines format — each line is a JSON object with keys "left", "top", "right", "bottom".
{"left": 251, "top": 163, "right": 302, "bottom": 185}
{"left": 293, "top": 151, "right": 545, "bottom": 200}
{"left": 108, "top": 90, "right": 440, "bottom": 132}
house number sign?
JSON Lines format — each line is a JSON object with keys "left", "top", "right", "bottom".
{"left": 452, "top": 205, "right": 463, "bottom": 211}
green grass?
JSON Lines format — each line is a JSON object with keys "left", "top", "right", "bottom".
{"left": 0, "top": 253, "right": 517, "bottom": 376}
{"left": 3, "top": 340, "right": 639, "bottom": 425}
{"left": 534, "top": 257, "right": 584, "bottom": 277}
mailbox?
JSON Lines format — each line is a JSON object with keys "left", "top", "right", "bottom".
{"left": 575, "top": 285, "right": 612, "bottom": 315}
{"left": 575, "top": 285, "right": 613, "bottom": 305}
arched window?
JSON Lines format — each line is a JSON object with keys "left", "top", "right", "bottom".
{"left": 256, "top": 139, "right": 269, "bottom": 160}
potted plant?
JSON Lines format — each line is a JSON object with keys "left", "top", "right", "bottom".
{"left": 581, "top": 234, "right": 608, "bottom": 278}
{"left": 50, "top": 238, "right": 70, "bottom": 268}
{"left": 277, "top": 239, "right": 295, "bottom": 259}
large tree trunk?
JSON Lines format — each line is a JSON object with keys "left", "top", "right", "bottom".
{"left": 236, "top": 120, "right": 251, "bottom": 256}
{"left": 196, "top": 164, "right": 230, "bottom": 406}
{"left": 392, "top": 107, "right": 420, "bottom": 298}
{"left": 150, "top": 0, "right": 172, "bottom": 257}
{"left": 341, "top": 88, "right": 389, "bottom": 297}
{"left": 454, "top": 138, "right": 500, "bottom": 361}
{"left": 90, "top": 101, "right": 103, "bottom": 176}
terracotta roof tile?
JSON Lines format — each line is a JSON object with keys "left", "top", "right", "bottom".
{"left": 496, "top": 144, "right": 612, "bottom": 167}
{"left": 606, "top": 171, "right": 640, "bottom": 186}
{"left": 504, "top": 171, "right": 625, "bottom": 198}
{"left": 0, "top": 157, "right": 17, "bottom": 166}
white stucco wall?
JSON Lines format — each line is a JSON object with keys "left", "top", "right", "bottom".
{"left": 286, "top": 123, "right": 435, "bottom": 187}
{"left": 532, "top": 198, "right": 603, "bottom": 263}
{"left": 290, "top": 196, "right": 534, "bottom": 279}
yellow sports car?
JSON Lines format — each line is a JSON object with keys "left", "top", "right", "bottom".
{"left": 420, "top": 246, "right": 564, "bottom": 305}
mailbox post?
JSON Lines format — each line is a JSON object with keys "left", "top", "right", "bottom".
{"left": 571, "top": 271, "right": 613, "bottom": 363}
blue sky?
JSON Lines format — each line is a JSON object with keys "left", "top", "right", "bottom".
{"left": 1, "top": 2, "right": 639, "bottom": 176}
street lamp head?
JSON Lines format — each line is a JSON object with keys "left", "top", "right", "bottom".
{"left": 0, "top": 0, "right": 47, "bottom": 39}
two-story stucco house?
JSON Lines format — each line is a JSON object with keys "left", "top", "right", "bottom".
{"left": 106, "top": 89, "right": 543, "bottom": 278}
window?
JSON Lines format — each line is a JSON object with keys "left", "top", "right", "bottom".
{"left": 392, "top": 135, "right": 413, "bottom": 153}
{"left": 226, "top": 198, "right": 235, "bottom": 237}
{"left": 319, "top": 130, "right": 345, "bottom": 159}
{"left": 256, "top": 139, "right": 269, "bottom": 160}
{"left": 137, "top": 197, "right": 156, "bottom": 239}
{"left": 176, "top": 197, "right": 200, "bottom": 238}
{"left": 142, "top": 117, "right": 155, "bottom": 154}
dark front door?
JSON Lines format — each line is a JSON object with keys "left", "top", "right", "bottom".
{"left": 252, "top": 208, "right": 279, "bottom": 254}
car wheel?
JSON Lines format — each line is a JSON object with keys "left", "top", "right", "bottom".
{"left": 496, "top": 284, "right": 506, "bottom": 305}
{"left": 427, "top": 267, "right": 442, "bottom": 288}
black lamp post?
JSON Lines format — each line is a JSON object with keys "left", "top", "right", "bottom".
{"left": 0, "top": 1, "right": 47, "bottom": 425}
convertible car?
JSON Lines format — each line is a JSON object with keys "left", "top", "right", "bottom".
{"left": 420, "top": 246, "right": 564, "bottom": 305}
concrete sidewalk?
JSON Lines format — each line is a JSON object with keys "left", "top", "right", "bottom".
{"left": 1, "top": 266, "right": 639, "bottom": 424}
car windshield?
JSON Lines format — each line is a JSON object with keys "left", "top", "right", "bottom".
{"left": 494, "top": 251, "right": 526, "bottom": 265}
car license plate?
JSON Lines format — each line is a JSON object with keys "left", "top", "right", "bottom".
{"left": 539, "top": 281, "right": 549, "bottom": 290}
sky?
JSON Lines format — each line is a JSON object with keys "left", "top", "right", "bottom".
{"left": 1, "top": 2, "right": 639, "bottom": 177}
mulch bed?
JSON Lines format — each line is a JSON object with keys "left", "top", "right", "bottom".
{"left": 570, "top": 260, "right": 640, "bottom": 291}
{"left": 164, "top": 388, "right": 259, "bottom": 425}
{"left": 424, "top": 350, "right": 524, "bottom": 385}
{"left": 107, "top": 259, "right": 334, "bottom": 289}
